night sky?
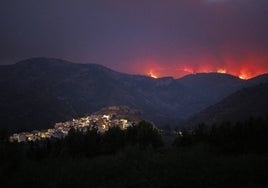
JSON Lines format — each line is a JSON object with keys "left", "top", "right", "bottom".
{"left": 1, "top": 0, "right": 268, "bottom": 79}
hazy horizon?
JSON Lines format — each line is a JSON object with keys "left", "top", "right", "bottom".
{"left": 1, "top": 0, "right": 268, "bottom": 79}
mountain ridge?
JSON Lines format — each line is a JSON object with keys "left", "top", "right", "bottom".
{"left": 185, "top": 83, "right": 268, "bottom": 127}
{"left": 1, "top": 57, "right": 268, "bottom": 132}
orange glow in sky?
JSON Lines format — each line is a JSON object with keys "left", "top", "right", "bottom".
{"left": 130, "top": 52, "right": 268, "bottom": 80}
{"left": 146, "top": 66, "right": 253, "bottom": 80}
{"left": 183, "top": 67, "right": 194, "bottom": 74}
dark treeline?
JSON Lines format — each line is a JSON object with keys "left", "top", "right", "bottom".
{"left": 1, "top": 118, "right": 268, "bottom": 187}
{"left": 0, "top": 120, "right": 163, "bottom": 186}
{"left": 1, "top": 120, "right": 163, "bottom": 161}
{"left": 28, "top": 120, "right": 163, "bottom": 160}
{"left": 173, "top": 116, "right": 268, "bottom": 154}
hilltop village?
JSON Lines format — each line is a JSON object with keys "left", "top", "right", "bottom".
{"left": 10, "top": 106, "right": 140, "bottom": 142}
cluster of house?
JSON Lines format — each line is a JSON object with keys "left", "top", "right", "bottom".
{"left": 9, "top": 114, "right": 134, "bottom": 143}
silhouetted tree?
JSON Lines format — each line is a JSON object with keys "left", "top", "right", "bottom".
{"left": 84, "top": 126, "right": 101, "bottom": 157}
{"left": 102, "top": 126, "right": 125, "bottom": 154}
{"left": 126, "top": 120, "right": 163, "bottom": 149}
{"left": 172, "top": 129, "right": 193, "bottom": 147}
{"left": 0, "top": 129, "right": 21, "bottom": 183}
{"left": 194, "top": 123, "right": 208, "bottom": 142}
{"left": 0, "top": 128, "right": 8, "bottom": 142}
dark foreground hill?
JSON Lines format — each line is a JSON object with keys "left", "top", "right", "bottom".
{"left": 186, "top": 83, "right": 268, "bottom": 127}
{"left": 1, "top": 58, "right": 268, "bottom": 132}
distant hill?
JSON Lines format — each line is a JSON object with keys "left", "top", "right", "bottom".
{"left": 185, "top": 83, "right": 268, "bottom": 127}
{"left": 93, "top": 106, "right": 142, "bottom": 123}
{"left": 1, "top": 57, "right": 268, "bottom": 132}
{"left": 176, "top": 73, "right": 245, "bottom": 110}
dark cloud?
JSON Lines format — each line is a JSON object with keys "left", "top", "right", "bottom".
{"left": 1, "top": 0, "right": 268, "bottom": 78}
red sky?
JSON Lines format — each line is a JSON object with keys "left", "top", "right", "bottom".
{"left": 1, "top": 0, "right": 268, "bottom": 80}
{"left": 127, "top": 49, "right": 268, "bottom": 80}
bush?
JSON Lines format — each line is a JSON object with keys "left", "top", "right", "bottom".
{"left": 126, "top": 120, "right": 163, "bottom": 149}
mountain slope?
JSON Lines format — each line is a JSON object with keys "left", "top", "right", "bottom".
{"left": 1, "top": 57, "right": 268, "bottom": 132}
{"left": 186, "top": 83, "right": 268, "bottom": 127}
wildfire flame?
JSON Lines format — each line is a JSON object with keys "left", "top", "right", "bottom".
{"left": 183, "top": 67, "right": 194, "bottom": 74}
{"left": 147, "top": 67, "right": 254, "bottom": 80}
{"left": 217, "top": 68, "right": 227, "bottom": 74}
{"left": 238, "top": 73, "right": 250, "bottom": 80}
{"left": 132, "top": 52, "right": 268, "bottom": 80}
{"left": 139, "top": 57, "right": 268, "bottom": 80}
{"left": 148, "top": 71, "right": 158, "bottom": 78}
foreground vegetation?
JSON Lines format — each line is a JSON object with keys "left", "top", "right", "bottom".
{"left": 1, "top": 118, "right": 268, "bottom": 188}
{"left": 174, "top": 116, "right": 268, "bottom": 154}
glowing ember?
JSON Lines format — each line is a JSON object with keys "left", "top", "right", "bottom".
{"left": 238, "top": 70, "right": 251, "bottom": 80}
{"left": 183, "top": 67, "right": 194, "bottom": 74}
{"left": 239, "top": 74, "right": 249, "bottom": 80}
{"left": 148, "top": 71, "right": 158, "bottom": 78}
{"left": 217, "top": 68, "right": 227, "bottom": 74}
